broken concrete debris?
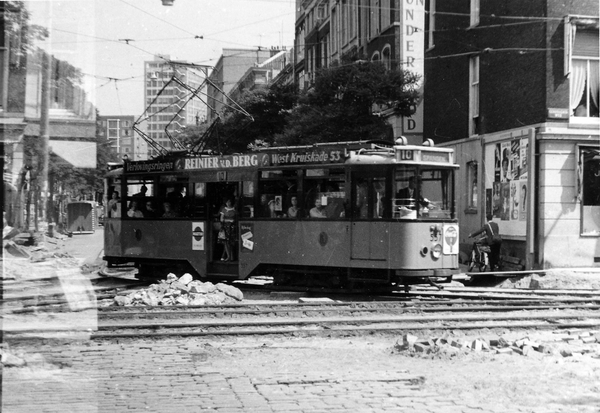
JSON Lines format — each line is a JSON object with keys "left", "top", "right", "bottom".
{"left": 113, "top": 273, "right": 244, "bottom": 307}
{"left": 395, "top": 331, "right": 599, "bottom": 358}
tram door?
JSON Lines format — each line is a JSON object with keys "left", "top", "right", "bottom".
{"left": 207, "top": 182, "right": 239, "bottom": 264}
{"left": 350, "top": 169, "right": 389, "bottom": 261}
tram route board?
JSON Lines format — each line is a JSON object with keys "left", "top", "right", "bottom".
{"left": 123, "top": 146, "right": 453, "bottom": 174}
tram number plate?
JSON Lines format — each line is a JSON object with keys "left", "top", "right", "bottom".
{"left": 396, "top": 150, "right": 414, "bottom": 161}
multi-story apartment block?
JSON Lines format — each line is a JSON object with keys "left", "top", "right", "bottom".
{"left": 424, "top": 0, "right": 599, "bottom": 268}
{"left": 229, "top": 48, "right": 292, "bottom": 102}
{"left": 144, "top": 55, "right": 207, "bottom": 156}
{"left": 97, "top": 115, "right": 148, "bottom": 161}
{"left": 206, "top": 48, "right": 287, "bottom": 123}
{"left": 294, "top": 0, "right": 426, "bottom": 142}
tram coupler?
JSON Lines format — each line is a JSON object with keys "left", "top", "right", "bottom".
{"left": 426, "top": 278, "right": 444, "bottom": 290}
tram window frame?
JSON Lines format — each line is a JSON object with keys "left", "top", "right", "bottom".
{"left": 420, "top": 168, "right": 454, "bottom": 219}
{"left": 257, "top": 169, "right": 301, "bottom": 218}
{"left": 240, "top": 181, "right": 255, "bottom": 218}
{"left": 123, "top": 177, "right": 156, "bottom": 219}
{"left": 304, "top": 167, "right": 346, "bottom": 220}
{"left": 158, "top": 178, "right": 192, "bottom": 219}
{"left": 352, "top": 167, "right": 390, "bottom": 220}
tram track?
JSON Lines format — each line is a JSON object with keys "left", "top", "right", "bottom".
{"left": 90, "top": 307, "right": 600, "bottom": 339}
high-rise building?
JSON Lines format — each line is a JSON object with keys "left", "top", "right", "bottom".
{"left": 97, "top": 115, "right": 148, "bottom": 161}
{"left": 143, "top": 55, "right": 207, "bottom": 156}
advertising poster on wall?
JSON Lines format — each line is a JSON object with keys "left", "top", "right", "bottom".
{"left": 492, "top": 182, "right": 502, "bottom": 218}
{"left": 510, "top": 181, "right": 520, "bottom": 221}
{"left": 520, "top": 181, "right": 528, "bottom": 221}
{"left": 520, "top": 138, "right": 528, "bottom": 180}
{"left": 500, "top": 182, "right": 510, "bottom": 220}
{"left": 494, "top": 143, "right": 501, "bottom": 182}
{"left": 501, "top": 141, "right": 511, "bottom": 182}
{"left": 511, "top": 139, "right": 520, "bottom": 180}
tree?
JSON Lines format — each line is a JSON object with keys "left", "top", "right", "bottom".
{"left": 277, "top": 58, "right": 420, "bottom": 146}
{"left": 211, "top": 83, "right": 297, "bottom": 153}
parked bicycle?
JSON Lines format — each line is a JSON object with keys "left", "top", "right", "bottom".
{"left": 468, "top": 237, "right": 490, "bottom": 272}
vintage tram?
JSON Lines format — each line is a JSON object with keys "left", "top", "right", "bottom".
{"left": 103, "top": 139, "right": 459, "bottom": 287}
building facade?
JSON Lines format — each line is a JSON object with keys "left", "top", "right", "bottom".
{"left": 143, "top": 55, "right": 207, "bottom": 156}
{"left": 206, "top": 48, "right": 288, "bottom": 123}
{"left": 424, "top": 0, "right": 599, "bottom": 268}
{"left": 294, "top": 0, "right": 426, "bottom": 143}
{"left": 2, "top": 2, "right": 97, "bottom": 226}
{"left": 97, "top": 115, "right": 148, "bottom": 161}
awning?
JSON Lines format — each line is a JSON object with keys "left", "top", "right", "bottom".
{"left": 50, "top": 140, "right": 97, "bottom": 168}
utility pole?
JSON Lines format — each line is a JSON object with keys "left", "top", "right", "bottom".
{"left": 37, "top": 50, "right": 51, "bottom": 230}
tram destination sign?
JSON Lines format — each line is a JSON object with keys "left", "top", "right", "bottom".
{"left": 124, "top": 160, "right": 176, "bottom": 174}
{"left": 267, "top": 149, "right": 345, "bottom": 166}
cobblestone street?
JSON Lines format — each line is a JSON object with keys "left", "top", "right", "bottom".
{"left": 3, "top": 334, "right": 600, "bottom": 413}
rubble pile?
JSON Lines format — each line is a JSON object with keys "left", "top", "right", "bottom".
{"left": 395, "top": 330, "right": 600, "bottom": 358}
{"left": 113, "top": 273, "right": 244, "bottom": 307}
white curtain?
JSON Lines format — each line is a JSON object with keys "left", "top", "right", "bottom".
{"left": 590, "top": 61, "right": 599, "bottom": 110}
{"left": 570, "top": 60, "right": 587, "bottom": 111}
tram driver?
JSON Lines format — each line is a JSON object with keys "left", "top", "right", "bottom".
{"left": 396, "top": 176, "right": 431, "bottom": 209}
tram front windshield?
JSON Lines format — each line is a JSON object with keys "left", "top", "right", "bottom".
{"left": 394, "top": 167, "right": 454, "bottom": 219}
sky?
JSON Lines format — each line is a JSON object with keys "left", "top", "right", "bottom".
{"left": 26, "top": 0, "right": 296, "bottom": 117}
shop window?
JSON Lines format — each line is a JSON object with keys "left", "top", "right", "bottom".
{"left": 579, "top": 148, "right": 600, "bottom": 235}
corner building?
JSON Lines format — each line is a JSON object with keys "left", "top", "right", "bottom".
{"left": 424, "top": 0, "right": 599, "bottom": 268}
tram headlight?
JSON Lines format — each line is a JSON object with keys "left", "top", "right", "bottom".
{"left": 431, "top": 244, "right": 442, "bottom": 260}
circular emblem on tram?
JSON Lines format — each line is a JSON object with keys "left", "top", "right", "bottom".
{"left": 319, "top": 232, "right": 328, "bottom": 246}
{"left": 192, "top": 226, "right": 204, "bottom": 241}
{"left": 444, "top": 226, "right": 458, "bottom": 247}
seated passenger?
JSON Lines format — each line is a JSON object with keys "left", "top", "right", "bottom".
{"left": 145, "top": 201, "right": 159, "bottom": 218}
{"left": 127, "top": 200, "right": 144, "bottom": 218}
{"left": 309, "top": 198, "right": 327, "bottom": 218}
{"left": 287, "top": 196, "right": 304, "bottom": 219}
{"left": 162, "top": 202, "right": 178, "bottom": 218}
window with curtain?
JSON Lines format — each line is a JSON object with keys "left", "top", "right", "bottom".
{"left": 467, "top": 161, "right": 478, "bottom": 210}
{"left": 570, "top": 28, "right": 599, "bottom": 118}
{"left": 469, "top": 56, "right": 480, "bottom": 136}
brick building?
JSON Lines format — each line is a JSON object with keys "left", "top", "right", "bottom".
{"left": 424, "top": 0, "right": 599, "bottom": 268}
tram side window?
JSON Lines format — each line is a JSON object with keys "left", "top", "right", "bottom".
{"left": 240, "top": 181, "right": 255, "bottom": 218}
{"left": 189, "top": 182, "right": 207, "bottom": 219}
{"left": 421, "top": 169, "right": 453, "bottom": 219}
{"left": 124, "top": 179, "right": 155, "bottom": 218}
{"left": 394, "top": 168, "right": 418, "bottom": 219}
{"left": 162, "top": 182, "right": 189, "bottom": 218}
{"left": 353, "top": 174, "right": 388, "bottom": 219}
{"left": 258, "top": 170, "right": 299, "bottom": 218}
{"left": 304, "top": 168, "right": 346, "bottom": 219}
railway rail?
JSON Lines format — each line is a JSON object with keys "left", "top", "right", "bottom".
{"left": 4, "top": 270, "right": 600, "bottom": 340}
{"left": 93, "top": 302, "right": 600, "bottom": 339}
